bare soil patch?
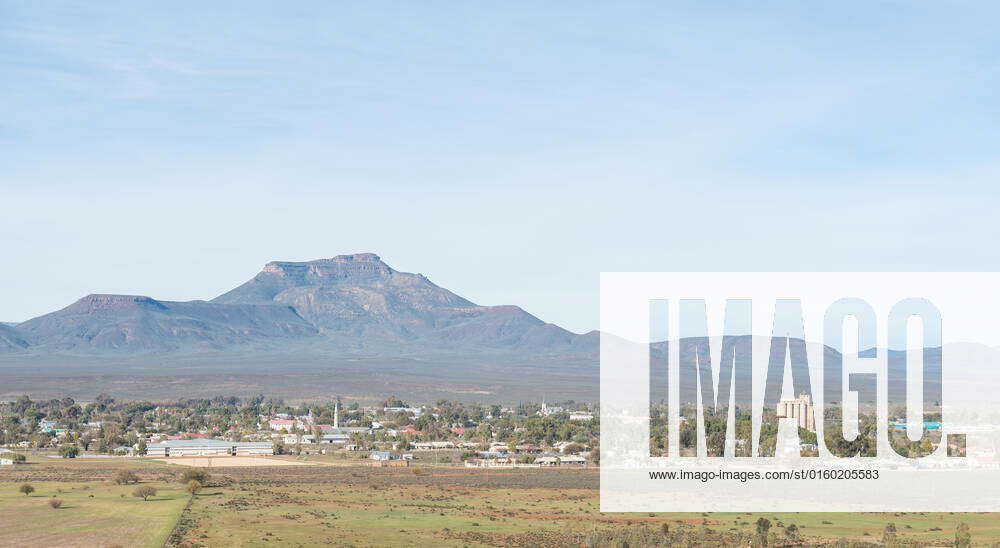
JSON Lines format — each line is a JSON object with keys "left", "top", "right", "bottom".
{"left": 154, "top": 456, "right": 317, "bottom": 467}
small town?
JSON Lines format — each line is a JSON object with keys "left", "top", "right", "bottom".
{"left": 0, "top": 394, "right": 597, "bottom": 469}
{"left": 2, "top": 394, "right": 992, "bottom": 546}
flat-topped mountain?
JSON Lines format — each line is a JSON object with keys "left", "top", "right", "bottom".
{"left": 215, "top": 253, "right": 410, "bottom": 304}
{"left": 2, "top": 253, "right": 593, "bottom": 355}
{"left": 214, "top": 253, "right": 581, "bottom": 350}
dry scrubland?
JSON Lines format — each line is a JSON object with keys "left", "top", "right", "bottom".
{"left": 152, "top": 456, "right": 317, "bottom": 467}
{"left": 1, "top": 455, "right": 999, "bottom": 547}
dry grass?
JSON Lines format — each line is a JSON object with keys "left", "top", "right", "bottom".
{"left": 153, "top": 456, "right": 318, "bottom": 468}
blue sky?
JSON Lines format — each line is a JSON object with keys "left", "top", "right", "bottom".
{"left": 2, "top": 2, "right": 999, "bottom": 332}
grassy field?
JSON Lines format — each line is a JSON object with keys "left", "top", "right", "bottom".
{"left": 0, "top": 477, "right": 189, "bottom": 547}
{"left": 175, "top": 468, "right": 1000, "bottom": 547}
{"left": 2, "top": 455, "right": 999, "bottom": 546}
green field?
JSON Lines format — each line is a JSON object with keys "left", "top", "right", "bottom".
{"left": 2, "top": 455, "right": 998, "bottom": 547}
{"left": 0, "top": 478, "right": 189, "bottom": 547}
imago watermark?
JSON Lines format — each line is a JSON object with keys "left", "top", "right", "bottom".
{"left": 600, "top": 273, "right": 1000, "bottom": 511}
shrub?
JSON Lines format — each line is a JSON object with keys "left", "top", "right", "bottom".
{"left": 0, "top": 452, "right": 26, "bottom": 463}
{"left": 185, "top": 480, "right": 202, "bottom": 495}
{"left": 180, "top": 468, "right": 210, "bottom": 485}
{"left": 955, "top": 523, "right": 972, "bottom": 548}
{"left": 563, "top": 442, "right": 586, "bottom": 454}
{"left": 48, "top": 498, "right": 63, "bottom": 509}
{"left": 18, "top": 484, "right": 34, "bottom": 496}
{"left": 754, "top": 517, "right": 771, "bottom": 547}
{"left": 133, "top": 486, "right": 157, "bottom": 501}
{"left": 114, "top": 470, "right": 140, "bottom": 485}
{"left": 882, "top": 522, "right": 898, "bottom": 547}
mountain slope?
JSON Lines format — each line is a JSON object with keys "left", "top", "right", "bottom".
{"left": 0, "top": 323, "right": 30, "bottom": 351}
{"left": 17, "top": 294, "right": 318, "bottom": 352}
{"left": 214, "top": 253, "right": 583, "bottom": 352}
{"left": 7, "top": 253, "right": 592, "bottom": 355}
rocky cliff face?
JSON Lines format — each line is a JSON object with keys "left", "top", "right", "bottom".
{"left": 214, "top": 254, "right": 472, "bottom": 307}
{"left": 4, "top": 253, "right": 594, "bottom": 356}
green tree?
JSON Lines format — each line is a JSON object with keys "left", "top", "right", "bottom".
{"left": 18, "top": 483, "right": 34, "bottom": 496}
{"left": 384, "top": 395, "right": 406, "bottom": 408}
{"left": 58, "top": 444, "right": 80, "bottom": 458}
{"left": 136, "top": 440, "right": 147, "bottom": 456}
{"left": 185, "top": 480, "right": 202, "bottom": 495}
{"left": 348, "top": 431, "right": 366, "bottom": 451}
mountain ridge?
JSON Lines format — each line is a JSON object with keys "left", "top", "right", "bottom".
{"left": 1, "top": 253, "right": 594, "bottom": 356}
{"left": 15, "top": 293, "right": 319, "bottom": 352}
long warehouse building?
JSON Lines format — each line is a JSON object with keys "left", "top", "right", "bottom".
{"left": 146, "top": 439, "right": 274, "bottom": 457}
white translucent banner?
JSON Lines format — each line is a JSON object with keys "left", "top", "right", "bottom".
{"left": 600, "top": 272, "right": 1000, "bottom": 512}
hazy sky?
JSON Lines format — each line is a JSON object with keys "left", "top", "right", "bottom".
{"left": 2, "top": 2, "right": 999, "bottom": 333}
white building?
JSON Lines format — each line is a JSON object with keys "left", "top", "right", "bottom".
{"left": 146, "top": 439, "right": 273, "bottom": 457}
{"left": 383, "top": 406, "right": 423, "bottom": 417}
{"left": 538, "top": 401, "right": 564, "bottom": 416}
{"left": 777, "top": 394, "right": 816, "bottom": 432}
{"left": 412, "top": 441, "right": 455, "bottom": 450}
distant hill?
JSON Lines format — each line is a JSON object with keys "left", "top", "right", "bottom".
{"left": 2, "top": 253, "right": 595, "bottom": 356}
{"left": 16, "top": 294, "right": 318, "bottom": 352}
{"left": 0, "top": 253, "right": 598, "bottom": 402}
{"left": 0, "top": 258, "right": 992, "bottom": 405}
